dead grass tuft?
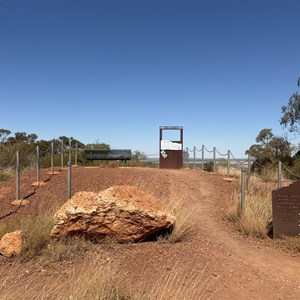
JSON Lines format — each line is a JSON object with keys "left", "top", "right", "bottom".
{"left": 163, "top": 197, "right": 195, "bottom": 243}
{"left": 0, "top": 253, "right": 131, "bottom": 300}
{"left": 135, "top": 261, "right": 217, "bottom": 300}
{"left": 71, "top": 259, "right": 131, "bottom": 300}
{"left": 226, "top": 191, "right": 272, "bottom": 239}
{"left": 0, "top": 168, "right": 14, "bottom": 181}
{"left": 0, "top": 214, "right": 53, "bottom": 260}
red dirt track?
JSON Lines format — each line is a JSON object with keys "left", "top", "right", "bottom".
{"left": 1, "top": 167, "right": 300, "bottom": 299}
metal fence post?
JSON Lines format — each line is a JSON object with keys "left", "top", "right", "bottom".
{"left": 193, "top": 146, "right": 196, "bottom": 169}
{"left": 213, "top": 147, "right": 216, "bottom": 173}
{"left": 61, "top": 138, "right": 64, "bottom": 169}
{"left": 248, "top": 154, "right": 251, "bottom": 174}
{"left": 75, "top": 142, "right": 78, "bottom": 165}
{"left": 36, "top": 145, "right": 40, "bottom": 183}
{"left": 67, "top": 161, "right": 72, "bottom": 199}
{"left": 241, "top": 168, "right": 246, "bottom": 214}
{"left": 69, "top": 138, "right": 72, "bottom": 165}
{"left": 201, "top": 145, "right": 204, "bottom": 171}
{"left": 51, "top": 141, "right": 54, "bottom": 172}
{"left": 227, "top": 150, "right": 230, "bottom": 177}
{"left": 186, "top": 147, "right": 189, "bottom": 167}
{"left": 16, "top": 151, "right": 20, "bottom": 200}
{"left": 278, "top": 161, "right": 282, "bottom": 189}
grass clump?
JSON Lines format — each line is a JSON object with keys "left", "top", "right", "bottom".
{"left": 71, "top": 266, "right": 131, "bottom": 300}
{"left": 162, "top": 198, "right": 195, "bottom": 243}
{"left": 0, "top": 214, "right": 53, "bottom": 260}
{"left": 226, "top": 191, "right": 272, "bottom": 239}
{"left": 0, "top": 169, "right": 14, "bottom": 181}
{"left": 135, "top": 261, "right": 216, "bottom": 300}
{"left": 69, "top": 253, "right": 132, "bottom": 300}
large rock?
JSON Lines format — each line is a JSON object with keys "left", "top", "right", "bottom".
{"left": 51, "top": 185, "right": 175, "bottom": 242}
{"left": 0, "top": 230, "right": 24, "bottom": 257}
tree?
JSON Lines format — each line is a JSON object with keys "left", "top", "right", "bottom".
{"left": 255, "top": 128, "right": 273, "bottom": 145}
{"left": 7, "top": 132, "right": 38, "bottom": 144}
{"left": 85, "top": 142, "right": 110, "bottom": 150}
{"left": 131, "top": 150, "right": 146, "bottom": 162}
{"left": 0, "top": 129, "right": 11, "bottom": 143}
{"left": 280, "top": 77, "right": 300, "bottom": 132}
{"left": 246, "top": 129, "right": 293, "bottom": 172}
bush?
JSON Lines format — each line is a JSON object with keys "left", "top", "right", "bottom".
{"left": 203, "top": 162, "right": 214, "bottom": 172}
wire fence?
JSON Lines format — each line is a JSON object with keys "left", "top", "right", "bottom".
{"left": 0, "top": 140, "right": 80, "bottom": 209}
{"left": 180, "top": 144, "right": 300, "bottom": 216}
{"left": 2, "top": 142, "right": 300, "bottom": 219}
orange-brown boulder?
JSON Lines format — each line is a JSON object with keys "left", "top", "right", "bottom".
{"left": 0, "top": 230, "right": 24, "bottom": 257}
{"left": 51, "top": 185, "right": 175, "bottom": 242}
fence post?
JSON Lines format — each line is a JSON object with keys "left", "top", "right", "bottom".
{"left": 201, "top": 145, "right": 204, "bottom": 171}
{"left": 278, "top": 161, "right": 282, "bottom": 189}
{"left": 241, "top": 168, "right": 246, "bottom": 214}
{"left": 61, "top": 138, "right": 64, "bottom": 169}
{"left": 16, "top": 151, "right": 20, "bottom": 200}
{"left": 193, "top": 146, "right": 196, "bottom": 169}
{"left": 67, "top": 161, "right": 72, "bottom": 199}
{"left": 69, "top": 138, "right": 72, "bottom": 165}
{"left": 51, "top": 141, "right": 54, "bottom": 172}
{"left": 213, "top": 147, "right": 216, "bottom": 173}
{"left": 36, "top": 145, "right": 40, "bottom": 183}
{"left": 75, "top": 142, "right": 78, "bottom": 165}
{"left": 186, "top": 147, "right": 189, "bottom": 167}
{"left": 227, "top": 150, "right": 230, "bottom": 177}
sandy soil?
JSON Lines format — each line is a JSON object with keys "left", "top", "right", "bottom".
{"left": 0, "top": 166, "right": 300, "bottom": 299}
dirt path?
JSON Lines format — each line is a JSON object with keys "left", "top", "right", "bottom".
{"left": 0, "top": 167, "right": 300, "bottom": 299}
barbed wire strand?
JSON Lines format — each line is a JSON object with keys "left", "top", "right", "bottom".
{"left": 253, "top": 160, "right": 264, "bottom": 168}
{"left": 281, "top": 163, "right": 300, "bottom": 179}
{"left": 246, "top": 171, "right": 278, "bottom": 184}
{"left": 39, "top": 144, "right": 52, "bottom": 154}
{"left": 0, "top": 154, "right": 16, "bottom": 170}
{"left": 28, "top": 147, "right": 38, "bottom": 157}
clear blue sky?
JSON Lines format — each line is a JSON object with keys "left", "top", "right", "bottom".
{"left": 1, "top": 0, "right": 299, "bottom": 158}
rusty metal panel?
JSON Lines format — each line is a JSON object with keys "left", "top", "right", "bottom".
{"left": 159, "top": 126, "right": 183, "bottom": 169}
{"left": 272, "top": 181, "right": 300, "bottom": 238}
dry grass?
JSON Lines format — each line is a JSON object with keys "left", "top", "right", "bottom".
{"left": 134, "top": 260, "right": 217, "bottom": 300}
{"left": 70, "top": 257, "right": 131, "bottom": 300}
{"left": 0, "top": 168, "right": 14, "bottom": 181}
{"left": 0, "top": 214, "right": 53, "bottom": 260}
{"left": 0, "top": 253, "right": 132, "bottom": 300}
{"left": 217, "top": 165, "right": 240, "bottom": 179}
{"left": 238, "top": 195, "right": 272, "bottom": 238}
{"left": 132, "top": 175, "right": 195, "bottom": 243}
{"left": 165, "top": 197, "right": 195, "bottom": 243}
{"left": 225, "top": 189, "right": 272, "bottom": 238}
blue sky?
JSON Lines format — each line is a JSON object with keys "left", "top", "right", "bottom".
{"left": 0, "top": 0, "right": 299, "bottom": 158}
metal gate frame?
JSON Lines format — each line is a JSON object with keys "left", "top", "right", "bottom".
{"left": 159, "top": 126, "right": 183, "bottom": 169}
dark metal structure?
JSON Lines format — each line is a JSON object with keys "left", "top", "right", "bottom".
{"left": 84, "top": 149, "right": 131, "bottom": 161}
{"left": 159, "top": 126, "right": 183, "bottom": 169}
{"left": 272, "top": 181, "right": 300, "bottom": 238}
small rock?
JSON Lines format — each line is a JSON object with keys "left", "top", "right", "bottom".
{"left": 0, "top": 230, "right": 24, "bottom": 258}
